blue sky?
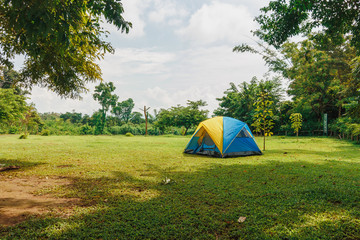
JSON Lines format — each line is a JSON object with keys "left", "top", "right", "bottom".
{"left": 28, "top": 0, "right": 270, "bottom": 115}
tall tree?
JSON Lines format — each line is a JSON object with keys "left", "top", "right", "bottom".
{"left": 235, "top": 36, "right": 358, "bottom": 132}
{"left": 0, "top": 0, "right": 131, "bottom": 98}
{"left": 111, "top": 98, "right": 135, "bottom": 123}
{"left": 93, "top": 82, "right": 118, "bottom": 134}
{"left": 284, "top": 37, "right": 358, "bottom": 122}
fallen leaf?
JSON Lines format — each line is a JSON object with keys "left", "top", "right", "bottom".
{"left": 238, "top": 216, "right": 246, "bottom": 223}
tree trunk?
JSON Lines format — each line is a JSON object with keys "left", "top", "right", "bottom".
{"left": 296, "top": 130, "right": 299, "bottom": 142}
{"left": 184, "top": 127, "right": 189, "bottom": 135}
{"left": 101, "top": 111, "right": 106, "bottom": 134}
{"left": 263, "top": 120, "right": 266, "bottom": 151}
{"left": 142, "top": 106, "right": 150, "bottom": 136}
{"left": 143, "top": 106, "right": 148, "bottom": 136}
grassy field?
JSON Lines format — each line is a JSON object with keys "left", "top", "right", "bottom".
{"left": 0, "top": 135, "right": 359, "bottom": 239}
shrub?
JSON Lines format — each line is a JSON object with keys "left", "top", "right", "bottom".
{"left": 109, "top": 124, "right": 145, "bottom": 135}
{"left": 8, "top": 126, "right": 18, "bottom": 134}
{"left": 19, "top": 134, "right": 28, "bottom": 139}
{"left": 125, "top": 132, "right": 134, "bottom": 137}
{"left": 108, "top": 126, "right": 122, "bottom": 135}
{"left": 41, "top": 129, "right": 50, "bottom": 136}
{"left": 80, "top": 124, "right": 94, "bottom": 135}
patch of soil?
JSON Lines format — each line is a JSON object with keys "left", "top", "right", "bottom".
{"left": 0, "top": 177, "right": 78, "bottom": 226}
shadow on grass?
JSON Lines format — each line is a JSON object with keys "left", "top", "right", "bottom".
{"left": 0, "top": 158, "right": 43, "bottom": 172}
{"left": 1, "top": 160, "right": 360, "bottom": 239}
{"left": 265, "top": 146, "right": 360, "bottom": 160}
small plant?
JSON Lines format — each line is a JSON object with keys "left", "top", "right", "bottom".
{"left": 161, "top": 177, "right": 176, "bottom": 185}
{"left": 290, "top": 113, "right": 303, "bottom": 141}
{"left": 19, "top": 134, "right": 28, "bottom": 139}
{"left": 252, "top": 92, "right": 275, "bottom": 151}
{"left": 125, "top": 132, "right": 134, "bottom": 137}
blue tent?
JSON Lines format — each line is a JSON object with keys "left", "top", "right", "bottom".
{"left": 184, "top": 116, "right": 262, "bottom": 157}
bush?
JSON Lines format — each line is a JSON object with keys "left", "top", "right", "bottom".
{"left": 40, "top": 129, "right": 50, "bottom": 136}
{"left": 108, "top": 126, "right": 122, "bottom": 135}
{"left": 125, "top": 132, "right": 134, "bottom": 137}
{"left": 80, "top": 124, "right": 94, "bottom": 135}
{"left": 19, "top": 134, "right": 28, "bottom": 139}
{"left": 108, "top": 124, "right": 145, "bottom": 135}
{"left": 8, "top": 126, "right": 18, "bottom": 134}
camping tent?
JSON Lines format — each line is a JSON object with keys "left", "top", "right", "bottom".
{"left": 184, "top": 116, "right": 262, "bottom": 157}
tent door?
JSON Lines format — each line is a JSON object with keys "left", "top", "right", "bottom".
{"left": 200, "top": 132, "right": 216, "bottom": 151}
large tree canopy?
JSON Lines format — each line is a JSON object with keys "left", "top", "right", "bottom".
{"left": 0, "top": 0, "right": 131, "bottom": 98}
{"left": 255, "top": 0, "right": 360, "bottom": 50}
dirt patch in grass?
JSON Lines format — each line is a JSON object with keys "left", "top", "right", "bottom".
{"left": 0, "top": 176, "right": 78, "bottom": 226}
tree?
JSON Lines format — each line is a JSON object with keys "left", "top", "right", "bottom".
{"left": 154, "top": 109, "right": 173, "bottom": 133}
{"left": 156, "top": 100, "right": 208, "bottom": 135}
{"left": 90, "top": 110, "right": 104, "bottom": 135}
{"left": 290, "top": 113, "right": 303, "bottom": 141}
{"left": 129, "top": 112, "right": 144, "bottom": 125}
{"left": 235, "top": 35, "right": 359, "bottom": 133}
{"left": 111, "top": 98, "right": 135, "bottom": 123}
{"left": 252, "top": 92, "right": 274, "bottom": 151}
{"left": 19, "top": 104, "right": 43, "bottom": 137}
{"left": 60, "top": 111, "right": 83, "bottom": 124}
{"left": 0, "top": 88, "right": 27, "bottom": 130}
{"left": 0, "top": 0, "right": 131, "bottom": 98}
{"left": 254, "top": 0, "right": 360, "bottom": 51}
{"left": 214, "top": 76, "right": 282, "bottom": 127}
{"left": 0, "top": 66, "right": 18, "bottom": 88}
{"left": 0, "top": 66, "right": 29, "bottom": 95}
{"left": 93, "top": 82, "right": 118, "bottom": 134}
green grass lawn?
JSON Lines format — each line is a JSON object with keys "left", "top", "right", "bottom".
{"left": 0, "top": 135, "right": 359, "bottom": 239}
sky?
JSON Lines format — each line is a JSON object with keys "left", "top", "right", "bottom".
{"left": 26, "top": 0, "right": 271, "bottom": 116}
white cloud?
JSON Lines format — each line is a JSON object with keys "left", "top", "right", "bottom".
{"left": 145, "top": 86, "right": 219, "bottom": 114}
{"left": 148, "top": 0, "right": 189, "bottom": 26}
{"left": 99, "top": 48, "right": 175, "bottom": 79}
{"left": 29, "top": 86, "right": 100, "bottom": 114}
{"left": 176, "top": 1, "right": 256, "bottom": 45}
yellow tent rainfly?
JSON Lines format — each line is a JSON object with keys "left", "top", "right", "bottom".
{"left": 184, "top": 116, "right": 262, "bottom": 157}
